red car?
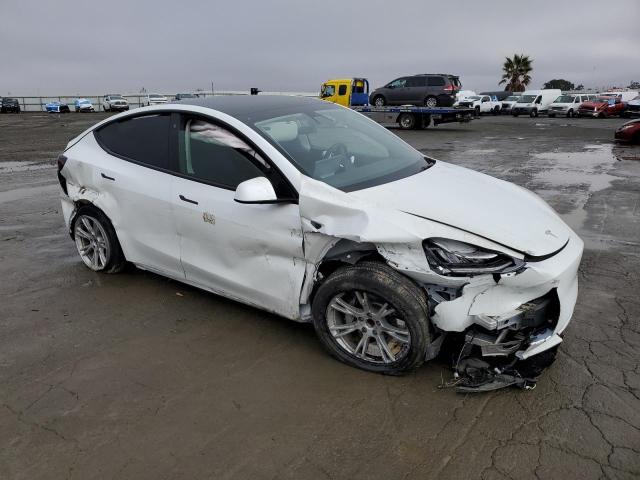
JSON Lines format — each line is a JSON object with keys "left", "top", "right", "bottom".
{"left": 615, "top": 119, "right": 640, "bottom": 143}
{"left": 578, "top": 95, "right": 626, "bottom": 118}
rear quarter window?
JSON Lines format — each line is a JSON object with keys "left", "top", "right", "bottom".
{"left": 427, "top": 76, "right": 446, "bottom": 87}
{"left": 95, "top": 114, "right": 171, "bottom": 170}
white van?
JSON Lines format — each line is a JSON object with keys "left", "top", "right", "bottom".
{"left": 511, "top": 89, "right": 562, "bottom": 117}
{"left": 601, "top": 91, "right": 639, "bottom": 103}
{"left": 548, "top": 93, "right": 594, "bottom": 118}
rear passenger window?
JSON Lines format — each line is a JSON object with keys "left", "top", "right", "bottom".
{"left": 95, "top": 114, "right": 170, "bottom": 169}
{"left": 338, "top": 84, "right": 348, "bottom": 96}
{"left": 407, "top": 77, "right": 427, "bottom": 87}
{"left": 427, "top": 76, "right": 445, "bottom": 87}
{"left": 178, "top": 119, "right": 266, "bottom": 189}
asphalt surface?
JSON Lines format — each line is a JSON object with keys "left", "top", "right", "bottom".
{"left": 1, "top": 112, "right": 639, "bottom": 480}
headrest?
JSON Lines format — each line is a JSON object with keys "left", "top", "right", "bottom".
{"left": 263, "top": 121, "right": 298, "bottom": 142}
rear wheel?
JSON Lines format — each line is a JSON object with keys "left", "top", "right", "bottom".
{"left": 312, "top": 261, "right": 431, "bottom": 375}
{"left": 72, "top": 207, "right": 126, "bottom": 273}
{"left": 398, "top": 113, "right": 416, "bottom": 130}
{"left": 474, "top": 106, "right": 480, "bottom": 117}
{"left": 373, "top": 96, "right": 386, "bottom": 107}
{"left": 424, "top": 96, "right": 438, "bottom": 108}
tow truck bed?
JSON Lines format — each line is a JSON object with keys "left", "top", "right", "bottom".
{"left": 352, "top": 105, "right": 475, "bottom": 130}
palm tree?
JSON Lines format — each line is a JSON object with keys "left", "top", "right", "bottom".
{"left": 499, "top": 54, "right": 533, "bottom": 92}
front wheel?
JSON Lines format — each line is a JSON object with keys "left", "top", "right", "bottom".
{"left": 311, "top": 261, "right": 431, "bottom": 375}
{"left": 567, "top": 109, "right": 574, "bottom": 118}
{"left": 72, "top": 207, "right": 126, "bottom": 273}
{"left": 530, "top": 109, "right": 538, "bottom": 118}
{"left": 372, "top": 96, "right": 385, "bottom": 107}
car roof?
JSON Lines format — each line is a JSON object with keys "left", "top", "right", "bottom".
{"left": 176, "top": 95, "right": 326, "bottom": 120}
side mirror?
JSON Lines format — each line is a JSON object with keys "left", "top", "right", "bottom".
{"left": 234, "top": 177, "right": 278, "bottom": 204}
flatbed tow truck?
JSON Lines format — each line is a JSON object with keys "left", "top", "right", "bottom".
{"left": 320, "top": 78, "right": 475, "bottom": 130}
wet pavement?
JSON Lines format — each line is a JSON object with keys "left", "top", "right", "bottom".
{"left": 1, "top": 113, "right": 639, "bottom": 479}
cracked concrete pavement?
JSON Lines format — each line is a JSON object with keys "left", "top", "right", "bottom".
{"left": 0, "top": 112, "right": 639, "bottom": 479}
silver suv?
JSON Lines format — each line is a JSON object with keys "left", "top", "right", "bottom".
{"left": 370, "top": 74, "right": 461, "bottom": 107}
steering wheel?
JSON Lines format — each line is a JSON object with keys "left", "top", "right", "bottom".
{"left": 322, "top": 143, "right": 352, "bottom": 170}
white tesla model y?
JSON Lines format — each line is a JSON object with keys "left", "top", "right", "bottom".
{"left": 57, "top": 96, "right": 583, "bottom": 391}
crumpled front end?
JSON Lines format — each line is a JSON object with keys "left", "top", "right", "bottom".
{"left": 298, "top": 172, "right": 584, "bottom": 392}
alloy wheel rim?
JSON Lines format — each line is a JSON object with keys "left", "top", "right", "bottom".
{"left": 326, "top": 291, "right": 411, "bottom": 364}
{"left": 426, "top": 98, "right": 437, "bottom": 107}
{"left": 74, "top": 215, "right": 110, "bottom": 271}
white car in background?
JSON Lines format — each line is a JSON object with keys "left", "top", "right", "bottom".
{"left": 456, "top": 95, "right": 501, "bottom": 116}
{"left": 548, "top": 93, "right": 595, "bottom": 118}
{"left": 102, "top": 95, "right": 129, "bottom": 112}
{"left": 140, "top": 94, "right": 168, "bottom": 107}
{"left": 500, "top": 95, "right": 521, "bottom": 114}
{"left": 511, "top": 89, "right": 562, "bottom": 117}
{"left": 454, "top": 90, "right": 477, "bottom": 104}
{"left": 56, "top": 96, "right": 583, "bottom": 392}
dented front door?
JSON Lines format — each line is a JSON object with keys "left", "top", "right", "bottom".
{"left": 171, "top": 176, "right": 306, "bottom": 319}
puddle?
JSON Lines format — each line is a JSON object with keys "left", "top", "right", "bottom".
{"left": 0, "top": 161, "right": 54, "bottom": 173}
{"left": 463, "top": 149, "right": 497, "bottom": 154}
{"left": 527, "top": 144, "right": 619, "bottom": 240}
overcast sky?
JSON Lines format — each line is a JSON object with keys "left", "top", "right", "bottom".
{"left": 1, "top": 0, "right": 639, "bottom": 96}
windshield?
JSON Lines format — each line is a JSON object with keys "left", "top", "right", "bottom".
{"left": 466, "top": 96, "right": 481, "bottom": 100}
{"left": 178, "top": 93, "right": 195, "bottom": 98}
{"left": 554, "top": 95, "right": 575, "bottom": 103}
{"left": 78, "top": 99, "right": 90, "bottom": 104}
{"left": 517, "top": 95, "right": 537, "bottom": 103}
{"left": 594, "top": 97, "right": 612, "bottom": 103}
{"left": 110, "top": 96, "right": 124, "bottom": 100}
{"left": 505, "top": 96, "right": 520, "bottom": 101}
{"left": 150, "top": 94, "right": 163, "bottom": 98}
{"left": 251, "top": 105, "right": 430, "bottom": 192}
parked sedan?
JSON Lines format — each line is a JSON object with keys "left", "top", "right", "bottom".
{"left": 57, "top": 96, "right": 583, "bottom": 391}
{"left": 1, "top": 97, "right": 21, "bottom": 113}
{"left": 175, "top": 93, "right": 198, "bottom": 101}
{"left": 614, "top": 119, "right": 640, "bottom": 143}
{"left": 45, "top": 101, "right": 70, "bottom": 113}
{"left": 75, "top": 98, "right": 95, "bottom": 112}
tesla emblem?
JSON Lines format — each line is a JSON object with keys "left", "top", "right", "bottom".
{"left": 545, "top": 229, "right": 558, "bottom": 238}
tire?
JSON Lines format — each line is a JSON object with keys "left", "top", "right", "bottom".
{"left": 474, "top": 106, "right": 480, "bottom": 118}
{"left": 567, "top": 109, "right": 574, "bottom": 118}
{"left": 311, "top": 261, "right": 431, "bottom": 375}
{"left": 530, "top": 109, "right": 538, "bottom": 118}
{"left": 72, "top": 206, "right": 126, "bottom": 273}
{"left": 104, "top": 105, "right": 110, "bottom": 112}
{"left": 398, "top": 113, "right": 416, "bottom": 130}
{"left": 492, "top": 106, "right": 499, "bottom": 115}
{"left": 75, "top": 107, "right": 79, "bottom": 113}
{"left": 372, "top": 96, "right": 386, "bottom": 107}
{"left": 548, "top": 113, "right": 555, "bottom": 118}
{"left": 424, "top": 96, "right": 438, "bottom": 108}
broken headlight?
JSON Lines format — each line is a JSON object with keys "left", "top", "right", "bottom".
{"left": 423, "top": 238, "right": 524, "bottom": 276}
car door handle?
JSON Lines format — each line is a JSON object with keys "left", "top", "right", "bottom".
{"left": 101, "top": 173, "right": 115, "bottom": 181}
{"left": 179, "top": 194, "right": 198, "bottom": 205}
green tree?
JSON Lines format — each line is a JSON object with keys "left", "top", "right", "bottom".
{"left": 628, "top": 81, "right": 640, "bottom": 89}
{"left": 499, "top": 54, "right": 533, "bottom": 92}
{"left": 575, "top": 84, "right": 584, "bottom": 91}
{"left": 543, "top": 79, "right": 575, "bottom": 91}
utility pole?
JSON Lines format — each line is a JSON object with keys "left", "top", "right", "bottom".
{"left": 211, "top": 81, "right": 214, "bottom": 97}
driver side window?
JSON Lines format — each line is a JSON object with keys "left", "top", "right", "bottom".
{"left": 178, "top": 118, "right": 266, "bottom": 190}
{"left": 389, "top": 78, "right": 407, "bottom": 88}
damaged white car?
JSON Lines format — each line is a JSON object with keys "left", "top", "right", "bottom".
{"left": 57, "top": 96, "right": 583, "bottom": 392}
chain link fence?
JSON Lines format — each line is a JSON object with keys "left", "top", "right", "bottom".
{"left": 2, "top": 90, "right": 318, "bottom": 112}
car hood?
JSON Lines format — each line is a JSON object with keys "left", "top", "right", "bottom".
{"left": 352, "top": 161, "right": 573, "bottom": 256}
{"left": 582, "top": 101, "right": 606, "bottom": 108}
